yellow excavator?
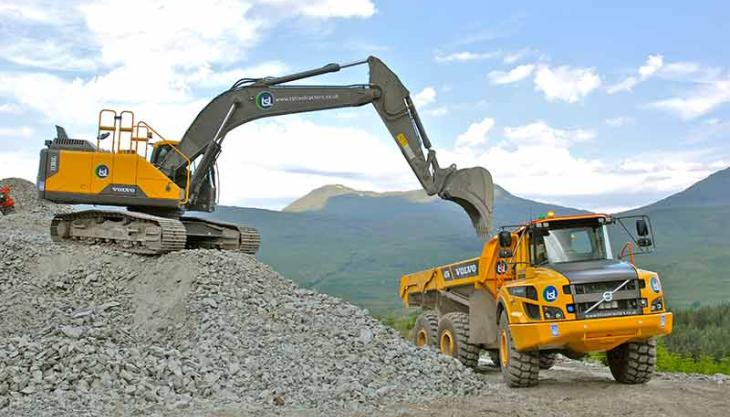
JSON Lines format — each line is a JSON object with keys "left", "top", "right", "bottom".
{"left": 36, "top": 56, "right": 494, "bottom": 254}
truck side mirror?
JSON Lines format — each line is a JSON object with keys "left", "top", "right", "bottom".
{"left": 498, "top": 230, "right": 512, "bottom": 248}
{"left": 636, "top": 219, "right": 649, "bottom": 237}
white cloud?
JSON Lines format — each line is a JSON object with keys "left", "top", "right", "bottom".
{"left": 0, "top": 103, "right": 20, "bottom": 113}
{"left": 217, "top": 117, "right": 415, "bottom": 207}
{"left": 533, "top": 65, "right": 601, "bottom": 103}
{"left": 189, "top": 61, "right": 290, "bottom": 88}
{"left": 0, "top": 2, "right": 53, "bottom": 22}
{"left": 503, "top": 121, "right": 594, "bottom": 147}
{"left": 0, "top": 38, "right": 98, "bottom": 72}
{"left": 0, "top": 151, "right": 38, "bottom": 182}
{"left": 0, "top": 0, "right": 376, "bottom": 138}
{"left": 648, "top": 79, "right": 730, "bottom": 119}
{"left": 278, "top": 0, "right": 376, "bottom": 18}
{"left": 607, "top": 54, "right": 663, "bottom": 94}
{"left": 0, "top": 126, "right": 33, "bottom": 138}
{"left": 604, "top": 116, "right": 635, "bottom": 127}
{"left": 424, "top": 106, "right": 449, "bottom": 117}
{"left": 503, "top": 49, "right": 533, "bottom": 64}
{"left": 412, "top": 86, "right": 436, "bottom": 107}
{"left": 441, "top": 119, "right": 727, "bottom": 211}
{"left": 455, "top": 117, "right": 495, "bottom": 148}
{"left": 435, "top": 51, "right": 499, "bottom": 63}
{"left": 488, "top": 64, "right": 535, "bottom": 85}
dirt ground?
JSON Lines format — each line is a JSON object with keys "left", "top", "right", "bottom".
{"left": 376, "top": 360, "right": 730, "bottom": 417}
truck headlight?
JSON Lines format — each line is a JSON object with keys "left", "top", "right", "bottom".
{"left": 651, "top": 297, "right": 664, "bottom": 311}
{"left": 542, "top": 306, "right": 564, "bottom": 320}
{"left": 508, "top": 285, "right": 537, "bottom": 300}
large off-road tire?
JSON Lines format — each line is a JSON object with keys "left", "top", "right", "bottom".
{"left": 413, "top": 311, "right": 439, "bottom": 348}
{"left": 539, "top": 352, "right": 558, "bottom": 370}
{"left": 437, "top": 312, "right": 479, "bottom": 368}
{"left": 607, "top": 339, "right": 656, "bottom": 384}
{"left": 498, "top": 312, "right": 539, "bottom": 387}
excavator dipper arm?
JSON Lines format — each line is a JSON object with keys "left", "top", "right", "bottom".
{"left": 158, "top": 56, "right": 494, "bottom": 236}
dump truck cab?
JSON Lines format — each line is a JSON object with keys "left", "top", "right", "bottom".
{"left": 400, "top": 212, "right": 673, "bottom": 387}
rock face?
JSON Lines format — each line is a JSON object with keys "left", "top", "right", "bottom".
{"left": 0, "top": 178, "right": 489, "bottom": 416}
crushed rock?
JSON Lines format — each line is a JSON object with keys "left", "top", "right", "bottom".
{"left": 0, "top": 178, "right": 492, "bottom": 416}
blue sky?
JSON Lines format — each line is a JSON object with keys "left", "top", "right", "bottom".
{"left": 0, "top": 0, "right": 728, "bottom": 212}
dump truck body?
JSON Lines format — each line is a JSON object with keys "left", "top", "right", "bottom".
{"left": 400, "top": 213, "right": 672, "bottom": 387}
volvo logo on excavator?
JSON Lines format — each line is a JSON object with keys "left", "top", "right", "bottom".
{"left": 256, "top": 91, "right": 274, "bottom": 109}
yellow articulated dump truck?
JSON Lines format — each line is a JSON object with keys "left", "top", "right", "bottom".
{"left": 400, "top": 212, "right": 672, "bottom": 387}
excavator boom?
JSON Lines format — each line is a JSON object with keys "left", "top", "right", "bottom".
{"left": 158, "top": 56, "right": 494, "bottom": 235}
{"left": 38, "top": 56, "right": 494, "bottom": 256}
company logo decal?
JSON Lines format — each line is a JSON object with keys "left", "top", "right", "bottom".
{"left": 495, "top": 260, "right": 508, "bottom": 275}
{"left": 110, "top": 185, "right": 136, "bottom": 194}
{"left": 95, "top": 164, "right": 110, "bottom": 179}
{"left": 650, "top": 277, "right": 661, "bottom": 293}
{"left": 543, "top": 285, "right": 558, "bottom": 302}
{"left": 442, "top": 260, "right": 479, "bottom": 281}
{"left": 256, "top": 91, "right": 274, "bottom": 109}
{"left": 602, "top": 291, "right": 614, "bottom": 302}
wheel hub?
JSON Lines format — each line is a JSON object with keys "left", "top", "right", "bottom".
{"left": 500, "top": 330, "right": 509, "bottom": 368}
{"left": 416, "top": 329, "right": 428, "bottom": 347}
{"left": 440, "top": 330, "right": 455, "bottom": 356}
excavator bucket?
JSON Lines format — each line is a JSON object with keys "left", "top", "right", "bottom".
{"left": 439, "top": 166, "right": 494, "bottom": 237}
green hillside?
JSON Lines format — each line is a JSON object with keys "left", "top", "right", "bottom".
{"left": 209, "top": 185, "right": 582, "bottom": 313}
{"left": 209, "top": 167, "right": 729, "bottom": 312}
{"left": 614, "top": 167, "right": 730, "bottom": 308}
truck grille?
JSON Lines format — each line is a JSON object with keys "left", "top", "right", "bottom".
{"left": 569, "top": 280, "right": 642, "bottom": 319}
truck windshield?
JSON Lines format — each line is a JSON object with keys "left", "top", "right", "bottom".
{"left": 532, "top": 225, "right": 612, "bottom": 265}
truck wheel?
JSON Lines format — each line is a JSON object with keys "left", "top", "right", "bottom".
{"left": 498, "top": 312, "right": 539, "bottom": 387}
{"left": 607, "top": 339, "right": 656, "bottom": 384}
{"left": 539, "top": 352, "right": 557, "bottom": 370}
{"left": 437, "top": 312, "right": 479, "bottom": 368}
{"left": 413, "top": 310, "right": 439, "bottom": 348}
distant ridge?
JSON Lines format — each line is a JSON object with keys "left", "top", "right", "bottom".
{"left": 645, "top": 166, "right": 730, "bottom": 210}
{"left": 284, "top": 183, "right": 523, "bottom": 213}
{"left": 282, "top": 184, "right": 434, "bottom": 212}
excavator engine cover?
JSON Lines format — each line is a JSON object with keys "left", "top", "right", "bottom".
{"left": 440, "top": 166, "right": 494, "bottom": 237}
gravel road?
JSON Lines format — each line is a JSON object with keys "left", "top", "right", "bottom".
{"left": 372, "top": 359, "right": 729, "bottom": 417}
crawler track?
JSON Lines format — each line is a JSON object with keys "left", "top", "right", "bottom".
{"left": 51, "top": 210, "right": 187, "bottom": 255}
{"left": 50, "top": 210, "right": 261, "bottom": 255}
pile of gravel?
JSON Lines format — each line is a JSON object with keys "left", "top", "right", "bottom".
{"left": 0, "top": 177, "right": 71, "bottom": 217}
{"left": 0, "top": 177, "right": 491, "bottom": 416}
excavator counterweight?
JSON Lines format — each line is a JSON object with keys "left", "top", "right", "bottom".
{"left": 37, "top": 56, "right": 495, "bottom": 254}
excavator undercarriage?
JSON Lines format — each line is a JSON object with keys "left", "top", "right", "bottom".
{"left": 49, "top": 210, "right": 260, "bottom": 255}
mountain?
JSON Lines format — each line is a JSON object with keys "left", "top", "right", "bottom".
{"left": 645, "top": 167, "right": 730, "bottom": 209}
{"left": 209, "top": 167, "right": 729, "bottom": 312}
{"left": 613, "top": 167, "right": 730, "bottom": 308}
{"left": 283, "top": 184, "right": 434, "bottom": 212}
{"left": 209, "top": 184, "right": 583, "bottom": 313}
